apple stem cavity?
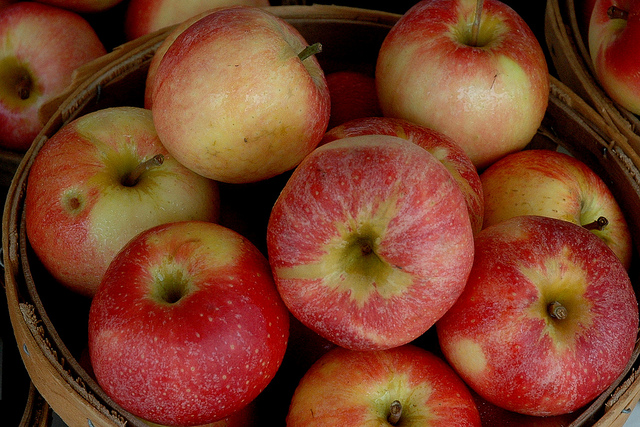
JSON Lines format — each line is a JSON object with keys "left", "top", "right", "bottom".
{"left": 298, "top": 42, "right": 322, "bottom": 62}
{"left": 470, "top": 0, "right": 485, "bottom": 47}
{"left": 583, "top": 216, "right": 609, "bottom": 231}
{"left": 388, "top": 400, "right": 403, "bottom": 425}
{"left": 548, "top": 301, "right": 568, "bottom": 320}
{"left": 607, "top": 5, "right": 629, "bottom": 20}
{"left": 17, "top": 71, "right": 33, "bottom": 100}
{"left": 122, "top": 154, "right": 165, "bottom": 187}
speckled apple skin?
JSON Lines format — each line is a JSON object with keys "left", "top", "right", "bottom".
{"left": 88, "top": 220, "right": 290, "bottom": 426}
{"left": 437, "top": 215, "right": 638, "bottom": 416}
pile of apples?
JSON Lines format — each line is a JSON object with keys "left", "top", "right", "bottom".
{"left": 13, "top": 0, "right": 640, "bottom": 426}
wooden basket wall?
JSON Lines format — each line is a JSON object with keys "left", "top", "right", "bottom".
{"left": 545, "top": 0, "right": 640, "bottom": 157}
{"left": 4, "top": 5, "right": 640, "bottom": 427}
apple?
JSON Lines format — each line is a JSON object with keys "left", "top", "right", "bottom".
{"left": 321, "top": 116, "right": 484, "bottom": 234}
{"left": 267, "top": 134, "right": 474, "bottom": 351}
{"left": 375, "top": 0, "right": 549, "bottom": 170}
{"left": 480, "top": 148, "right": 632, "bottom": 270}
{"left": 143, "top": 9, "right": 208, "bottom": 110}
{"left": 89, "top": 220, "right": 290, "bottom": 426}
{"left": 124, "top": 0, "right": 271, "bottom": 40}
{"left": 325, "top": 70, "right": 382, "bottom": 129}
{"left": 436, "top": 215, "right": 639, "bottom": 416}
{"left": 286, "top": 344, "right": 482, "bottom": 426}
{"left": 0, "top": 1, "right": 106, "bottom": 151}
{"left": 150, "top": 6, "right": 330, "bottom": 184}
{"left": 24, "top": 106, "right": 220, "bottom": 298}
{"left": 588, "top": 0, "right": 640, "bottom": 115}
{"left": 31, "top": 0, "right": 125, "bottom": 13}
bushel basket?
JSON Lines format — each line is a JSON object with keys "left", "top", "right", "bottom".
{"left": 4, "top": 5, "right": 640, "bottom": 427}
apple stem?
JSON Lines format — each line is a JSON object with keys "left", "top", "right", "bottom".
{"left": 122, "top": 154, "right": 165, "bottom": 187}
{"left": 548, "top": 301, "right": 568, "bottom": 320}
{"left": 388, "top": 400, "right": 403, "bottom": 425}
{"left": 470, "top": 0, "right": 485, "bottom": 47}
{"left": 583, "top": 216, "right": 609, "bottom": 231}
{"left": 17, "top": 72, "right": 32, "bottom": 100}
{"left": 298, "top": 42, "right": 322, "bottom": 62}
{"left": 607, "top": 5, "right": 629, "bottom": 20}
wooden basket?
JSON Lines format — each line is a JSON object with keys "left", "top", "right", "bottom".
{"left": 545, "top": 0, "right": 640, "bottom": 157}
{"left": 3, "top": 5, "right": 640, "bottom": 426}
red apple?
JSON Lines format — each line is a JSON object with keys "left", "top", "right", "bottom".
{"left": 321, "top": 116, "right": 484, "bottom": 234}
{"left": 124, "top": 0, "right": 271, "bottom": 40}
{"left": 325, "top": 70, "right": 382, "bottom": 129}
{"left": 287, "top": 344, "right": 482, "bottom": 426}
{"left": 437, "top": 215, "right": 638, "bottom": 416}
{"left": 150, "top": 6, "right": 330, "bottom": 183}
{"left": 267, "top": 134, "right": 474, "bottom": 351}
{"left": 375, "top": 0, "right": 549, "bottom": 170}
{"left": 25, "top": 106, "right": 220, "bottom": 297}
{"left": 88, "top": 220, "right": 290, "bottom": 426}
{"left": 0, "top": 2, "right": 106, "bottom": 151}
{"left": 588, "top": 0, "right": 640, "bottom": 115}
{"left": 32, "top": 0, "right": 125, "bottom": 13}
{"left": 480, "top": 148, "right": 632, "bottom": 270}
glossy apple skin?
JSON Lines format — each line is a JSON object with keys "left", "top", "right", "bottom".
{"left": 480, "top": 149, "right": 632, "bottom": 270}
{"left": 124, "top": 0, "right": 271, "bottom": 40}
{"left": 151, "top": 6, "right": 330, "bottom": 184}
{"left": 267, "top": 134, "right": 474, "bottom": 351}
{"left": 322, "top": 116, "right": 484, "bottom": 234}
{"left": 375, "top": 0, "right": 549, "bottom": 170}
{"left": 589, "top": 0, "right": 640, "bottom": 115}
{"left": 89, "top": 220, "right": 290, "bottom": 426}
{"left": 287, "top": 344, "right": 481, "bottom": 426}
{"left": 25, "top": 107, "right": 220, "bottom": 297}
{"left": 0, "top": 2, "right": 106, "bottom": 151}
{"left": 31, "top": 0, "right": 125, "bottom": 13}
{"left": 437, "top": 215, "right": 638, "bottom": 416}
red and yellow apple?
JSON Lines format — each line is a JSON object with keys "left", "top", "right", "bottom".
{"left": 325, "top": 70, "right": 382, "bottom": 129}
{"left": 25, "top": 107, "right": 220, "bottom": 297}
{"left": 480, "top": 148, "right": 632, "bottom": 269}
{"left": 287, "top": 344, "right": 482, "bottom": 426}
{"left": 124, "top": 0, "right": 271, "bottom": 40}
{"left": 375, "top": 0, "right": 549, "bottom": 170}
{"left": 150, "top": 6, "right": 330, "bottom": 183}
{"left": 0, "top": 1, "right": 106, "bottom": 151}
{"left": 267, "top": 134, "right": 474, "bottom": 351}
{"left": 321, "top": 116, "right": 484, "bottom": 234}
{"left": 89, "top": 220, "right": 289, "bottom": 426}
{"left": 588, "top": 0, "right": 640, "bottom": 115}
{"left": 437, "top": 215, "right": 638, "bottom": 416}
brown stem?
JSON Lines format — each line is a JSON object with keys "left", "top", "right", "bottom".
{"left": 17, "top": 72, "right": 32, "bottom": 100}
{"left": 548, "top": 301, "right": 568, "bottom": 320}
{"left": 470, "top": 0, "right": 485, "bottom": 47}
{"left": 583, "top": 216, "right": 608, "bottom": 231}
{"left": 608, "top": 5, "right": 629, "bottom": 20}
{"left": 388, "top": 400, "right": 403, "bottom": 425}
{"left": 122, "top": 154, "right": 164, "bottom": 187}
{"left": 298, "top": 42, "right": 322, "bottom": 61}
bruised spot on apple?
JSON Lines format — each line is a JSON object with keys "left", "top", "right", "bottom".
{"left": 61, "top": 189, "right": 86, "bottom": 215}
